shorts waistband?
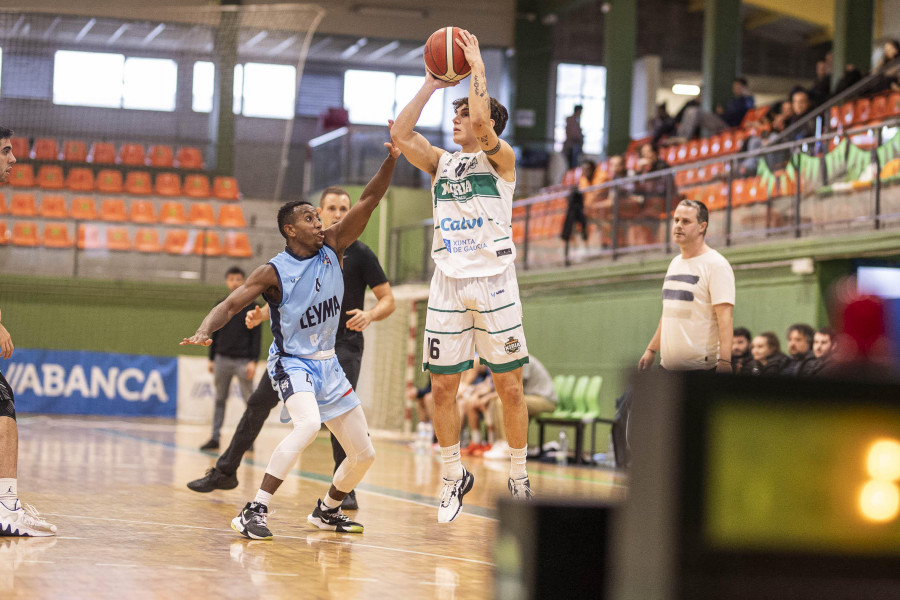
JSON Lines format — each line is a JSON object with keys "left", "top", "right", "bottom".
{"left": 278, "top": 349, "right": 336, "bottom": 360}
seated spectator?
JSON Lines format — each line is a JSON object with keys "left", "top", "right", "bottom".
{"left": 782, "top": 88, "right": 816, "bottom": 140}
{"left": 487, "top": 356, "right": 558, "bottom": 457}
{"left": 407, "top": 380, "right": 433, "bottom": 426}
{"left": 636, "top": 142, "right": 669, "bottom": 174}
{"left": 800, "top": 326, "right": 836, "bottom": 376}
{"left": 870, "top": 40, "right": 900, "bottom": 94}
{"left": 633, "top": 143, "right": 673, "bottom": 217}
{"left": 457, "top": 363, "right": 494, "bottom": 455}
{"left": 784, "top": 323, "right": 816, "bottom": 375}
{"left": 810, "top": 51, "right": 833, "bottom": 105}
{"left": 586, "top": 155, "right": 629, "bottom": 221}
{"left": 749, "top": 332, "right": 791, "bottom": 375}
{"left": 716, "top": 77, "right": 755, "bottom": 128}
{"left": 732, "top": 327, "right": 753, "bottom": 374}
{"left": 675, "top": 81, "right": 754, "bottom": 139}
{"left": 649, "top": 103, "right": 675, "bottom": 146}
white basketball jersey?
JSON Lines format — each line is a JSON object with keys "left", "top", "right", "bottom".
{"left": 431, "top": 150, "right": 516, "bottom": 278}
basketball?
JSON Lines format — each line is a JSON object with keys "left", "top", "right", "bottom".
{"left": 424, "top": 27, "right": 472, "bottom": 82}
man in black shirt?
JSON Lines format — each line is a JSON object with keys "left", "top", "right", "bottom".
{"left": 202, "top": 267, "right": 262, "bottom": 451}
{"left": 188, "top": 186, "right": 395, "bottom": 511}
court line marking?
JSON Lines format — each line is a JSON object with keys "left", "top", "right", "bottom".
{"left": 95, "top": 563, "right": 137, "bottom": 568}
{"left": 42, "top": 513, "right": 497, "bottom": 567}
{"left": 22, "top": 560, "right": 55, "bottom": 564}
{"left": 337, "top": 577, "right": 379, "bottom": 582}
{"left": 172, "top": 566, "right": 219, "bottom": 573}
{"left": 257, "top": 572, "right": 299, "bottom": 577}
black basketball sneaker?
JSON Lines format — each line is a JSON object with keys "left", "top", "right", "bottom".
{"left": 307, "top": 499, "right": 364, "bottom": 533}
{"left": 231, "top": 502, "right": 273, "bottom": 540}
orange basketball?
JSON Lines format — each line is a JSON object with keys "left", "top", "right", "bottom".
{"left": 424, "top": 27, "right": 471, "bottom": 82}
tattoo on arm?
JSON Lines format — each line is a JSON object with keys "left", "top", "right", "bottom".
{"left": 473, "top": 73, "right": 487, "bottom": 98}
{"left": 478, "top": 135, "right": 488, "bottom": 145}
{"left": 485, "top": 140, "right": 502, "bottom": 156}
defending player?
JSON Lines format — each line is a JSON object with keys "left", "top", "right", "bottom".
{"left": 181, "top": 139, "right": 399, "bottom": 539}
{"left": 392, "top": 30, "right": 533, "bottom": 523}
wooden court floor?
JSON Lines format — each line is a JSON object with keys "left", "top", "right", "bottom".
{"left": 3, "top": 415, "right": 626, "bottom": 599}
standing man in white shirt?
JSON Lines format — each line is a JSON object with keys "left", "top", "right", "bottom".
{"left": 638, "top": 199, "right": 735, "bottom": 373}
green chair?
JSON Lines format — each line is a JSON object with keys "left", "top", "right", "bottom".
{"left": 582, "top": 376, "right": 603, "bottom": 419}
{"left": 551, "top": 375, "right": 577, "bottom": 417}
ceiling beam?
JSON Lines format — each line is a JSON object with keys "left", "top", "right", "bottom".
{"left": 339, "top": 37, "right": 368, "bottom": 60}
{"left": 142, "top": 23, "right": 166, "bottom": 45}
{"left": 400, "top": 44, "right": 426, "bottom": 62}
{"left": 744, "top": 10, "right": 783, "bottom": 30}
{"left": 43, "top": 16, "right": 61, "bottom": 40}
{"left": 243, "top": 30, "right": 268, "bottom": 49}
{"left": 268, "top": 34, "right": 298, "bottom": 56}
{"left": 306, "top": 36, "right": 333, "bottom": 55}
{"left": 74, "top": 18, "right": 96, "bottom": 42}
{"left": 366, "top": 40, "right": 400, "bottom": 61}
{"left": 107, "top": 24, "right": 129, "bottom": 45}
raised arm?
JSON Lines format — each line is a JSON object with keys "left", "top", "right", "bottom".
{"left": 392, "top": 74, "right": 454, "bottom": 177}
{"left": 456, "top": 30, "right": 516, "bottom": 180}
{"left": 181, "top": 264, "right": 277, "bottom": 346}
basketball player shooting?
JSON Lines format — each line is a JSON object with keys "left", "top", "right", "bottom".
{"left": 180, "top": 132, "right": 400, "bottom": 539}
{"left": 392, "top": 30, "right": 533, "bottom": 524}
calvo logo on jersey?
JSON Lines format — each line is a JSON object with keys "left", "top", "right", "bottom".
{"left": 440, "top": 216, "right": 484, "bottom": 232}
{"left": 504, "top": 336, "right": 521, "bottom": 354}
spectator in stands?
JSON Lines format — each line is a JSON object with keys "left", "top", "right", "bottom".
{"left": 675, "top": 80, "right": 754, "bottom": 139}
{"left": 563, "top": 105, "right": 584, "bottom": 169}
{"left": 609, "top": 154, "right": 628, "bottom": 179}
{"left": 586, "top": 155, "right": 628, "bottom": 221}
{"left": 407, "top": 380, "right": 433, "bottom": 426}
{"left": 782, "top": 88, "right": 817, "bottom": 140}
{"left": 810, "top": 51, "right": 833, "bottom": 105}
{"left": 636, "top": 143, "right": 668, "bottom": 173}
{"left": 562, "top": 160, "right": 592, "bottom": 242}
{"left": 649, "top": 103, "right": 675, "bottom": 146}
{"left": 871, "top": 40, "right": 900, "bottom": 94}
{"left": 457, "top": 363, "right": 493, "bottom": 455}
{"left": 717, "top": 77, "right": 755, "bottom": 128}
{"left": 634, "top": 143, "right": 673, "bottom": 216}
{"left": 784, "top": 323, "right": 816, "bottom": 375}
{"left": 799, "top": 326, "right": 836, "bottom": 377}
{"left": 749, "top": 332, "right": 790, "bottom": 375}
{"left": 732, "top": 327, "right": 753, "bottom": 374}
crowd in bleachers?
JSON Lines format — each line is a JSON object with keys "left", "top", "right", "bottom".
{"left": 731, "top": 323, "right": 836, "bottom": 377}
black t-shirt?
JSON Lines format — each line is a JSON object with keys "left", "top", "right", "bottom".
{"left": 209, "top": 300, "right": 262, "bottom": 360}
{"left": 339, "top": 240, "right": 388, "bottom": 332}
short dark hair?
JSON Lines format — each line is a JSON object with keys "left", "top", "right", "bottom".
{"left": 319, "top": 186, "right": 350, "bottom": 206}
{"left": 276, "top": 200, "right": 314, "bottom": 241}
{"left": 734, "top": 77, "right": 748, "bottom": 87}
{"left": 760, "top": 331, "right": 781, "bottom": 354}
{"left": 816, "top": 326, "right": 835, "bottom": 339}
{"left": 787, "top": 323, "right": 815, "bottom": 345}
{"left": 452, "top": 97, "right": 509, "bottom": 136}
{"left": 225, "top": 266, "right": 245, "bottom": 278}
{"left": 791, "top": 87, "right": 810, "bottom": 100}
{"left": 574, "top": 104, "right": 583, "bottom": 112}
{"left": 677, "top": 199, "right": 710, "bottom": 234}
{"left": 0, "top": 126, "right": 13, "bottom": 141}
{"left": 734, "top": 327, "right": 752, "bottom": 341}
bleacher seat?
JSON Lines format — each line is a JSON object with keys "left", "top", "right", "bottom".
{"left": 40, "top": 195, "right": 67, "bottom": 218}
{"left": 43, "top": 223, "right": 73, "bottom": 248}
{"left": 188, "top": 202, "right": 216, "bottom": 226}
{"left": 183, "top": 174, "right": 211, "bottom": 198}
{"left": 193, "top": 230, "right": 222, "bottom": 256}
{"left": 218, "top": 204, "right": 246, "bottom": 228}
{"left": 213, "top": 176, "right": 240, "bottom": 201}
{"left": 0, "top": 221, "right": 8, "bottom": 245}
{"left": 148, "top": 145, "right": 174, "bottom": 168}
{"left": 99, "top": 198, "right": 128, "bottom": 222}
{"left": 8, "top": 164, "right": 35, "bottom": 187}
{"left": 11, "top": 221, "right": 39, "bottom": 246}
{"left": 163, "top": 229, "right": 189, "bottom": 254}
{"left": 890, "top": 91, "right": 900, "bottom": 117}
{"left": 175, "top": 147, "right": 204, "bottom": 169}
{"left": 841, "top": 103, "right": 855, "bottom": 128}
{"left": 31, "top": 138, "right": 59, "bottom": 161}
{"left": 10, "top": 138, "right": 28, "bottom": 160}
{"left": 37, "top": 165, "right": 65, "bottom": 190}
{"left": 63, "top": 141, "right": 88, "bottom": 163}
{"left": 66, "top": 168, "right": 95, "bottom": 192}
{"left": 70, "top": 196, "right": 98, "bottom": 220}
{"left": 125, "top": 171, "right": 153, "bottom": 195}
{"left": 119, "top": 144, "right": 145, "bottom": 166}
{"left": 159, "top": 201, "right": 186, "bottom": 224}
{"left": 10, "top": 193, "right": 37, "bottom": 216}
{"left": 106, "top": 227, "right": 133, "bottom": 251}
{"left": 155, "top": 173, "right": 182, "bottom": 197}
{"left": 854, "top": 98, "right": 871, "bottom": 125}
{"left": 129, "top": 200, "right": 157, "bottom": 224}
{"left": 135, "top": 228, "right": 162, "bottom": 253}
{"left": 225, "top": 231, "right": 253, "bottom": 258}
{"left": 96, "top": 170, "right": 124, "bottom": 194}
{"left": 88, "top": 142, "right": 116, "bottom": 164}
{"left": 0, "top": 193, "right": 6, "bottom": 214}
{"left": 77, "top": 224, "right": 103, "bottom": 250}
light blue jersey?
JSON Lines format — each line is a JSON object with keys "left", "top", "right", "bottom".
{"left": 265, "top": 244, "right": 359, "bottom": 422}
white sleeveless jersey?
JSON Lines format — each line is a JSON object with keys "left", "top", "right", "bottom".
{"left": 431, "top": 150, "right": 516, "bottom": 278}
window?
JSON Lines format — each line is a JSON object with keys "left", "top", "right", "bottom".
{"left": 296, "top": 72, "right": 343, "bottom": 117}
{"left": 53, "top": 50, "right": 177, "bottom": 111}
{"left": 344, "top": 70, "right": 444, "bottom": 127}
{"left": 554, "top": 63, "right": 606, "bottom": 155}
{"left": 193, "top": 61, "right": 295, "bottom": 119}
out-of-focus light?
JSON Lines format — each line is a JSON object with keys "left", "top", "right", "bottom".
{"left": 672, "top": 84, "right": 700, "bottom": 96}
{"left": 867, "top": 439, "right": 900, "bottom": 481}
{"left": 859, "top": 480, "right": 900, "bottom": 522}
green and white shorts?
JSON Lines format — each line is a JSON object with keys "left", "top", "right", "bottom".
{"left": 423, "top": 264, "right": 529, "bottom": 375}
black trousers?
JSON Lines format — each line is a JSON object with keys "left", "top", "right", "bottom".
{"left": 561, "top": 193, "right": 588, "bottom": 242}
{"left": 215, "top": 331, "right": 365, "bottom": 479}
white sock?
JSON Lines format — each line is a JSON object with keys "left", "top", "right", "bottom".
{"left": 471, "top": 429, "right": 482, "bottom": 445}
{"left": 0, "top": 479, "right": 15, "bottom": 509}
{"left": 322, "top": 492, "right": 342, "bottom": 510}
{"left": 509, "top": 446, "right": 528, "bottom": 480}
{"left": 253, "top": 489, "right": 273, "bottom": 507}
{"left": 441, "top": 443, "right": 463, "bottom": 480}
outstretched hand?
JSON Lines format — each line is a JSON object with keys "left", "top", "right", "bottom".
{"left": 245, "top": 305, "right": 265, "bottom": 329}
{"left": 180, "top": 332, "right": 212, "bottom": 347}
{"left": 384, "top": 119, "right": 402, "bottom": 158}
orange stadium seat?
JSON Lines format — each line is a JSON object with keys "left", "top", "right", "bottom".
{"left": 12, "top": 221, "right": 39, "bottom": 246}
{"left": 31, "top": 138, "right": 59, "bottom": 161}
{"left": 871, "top": 94, "right": 889, "bottom": 121}
{"left": 213, "top": 176, "right": 240, "bottom": 201}
{"left": 175, "top": 147, "right": 204, "bottom": 170}
{"left": 125, "top": 171, "right": 153, "bottom": 195}
{"left": 10, "top": 193, "right": 37, "bottom": 216}
{"left": 854, "top": 98, "right": 871, "bottom": 125}
{"left": 10, "top": 138, "right": 28, "bottom": 160}
{"left": 218, "top": 204, "right": 246, "bottom": 228}
{"left": 119, "top": 144, "right": 145, "bottom": 166}
{"left": 106, "top": 227, "right": 133, "bottom": 251}
{"left": 40, "top": 195, "right": 67, "bottom": 218}
{"left": 66, "top": 167, "right": 95, "bottom": 192}
{"left": 708, "top": 134, "right": 723, "bottom": 156}
{"left": 193, "top": 230, "right": 222, "bottom": 256}
{"left": 96, "top": 169, "right": 124, "bottom": 194}
{"left": 889, "top": 91, "right": 900, "bottom": 116}
{"left": 99, "top": 198, "right": 128, "bottom": 222}
{"left": 841, "top": 103, "right": 855, "bottom": 128}
{"left": 155, "top": 172, "right": 182, "bottom": 197}
{"left": 698, "top": 138, "right": 710, "bottom": 159}
{"left": 148, "top": 145, "right": 174, "bottom": 168}
{"left": 129, "top": 200, "right": 157, "bottom": 224}
{"left": 77, "top": 224, "right": 103, "bottom": 250}
{"left": 0, "top": 221, "right": 8, "bottom": 245}
{"left": 163, "top": 229, "right": 189, "bottom": 254}
{"left": 183, "top": 174, "right": 211, "bottom": 198}
{"left": 70, "top": 196, "right": 98, "bottom": 220}
{"left": 224, "top": 232, "right": 252, "bottom": 258}
{"left": 88, "top": 142, "right": 117, "bottom": 164}
{"left": 63, "top": 140, "right": 88, "bottom": 163}
{"left": 159, "top": 201, "right": 186, "bottom": 224}
{"left": 8, "top": 164, "right": 34, "bottom": 187}
{"left": 0, "top": 193, "right": 6, "bottom": 214}
{"left": 188, "top": 202, "right": 216, "bottom": 226}
{"left": 37, "top": 165, "right": 65, "bottom": 190}
{"left": 135, "top": 228, "right": 163, "bottom": 253}
{"left": 687, "top": 140, "right": 700, "bottom": 162}
{"left": 42, "top": 223, "right": 73, "bottom": 248}
{"left": 664, "top": 146, "right": 677, "bottom": 164}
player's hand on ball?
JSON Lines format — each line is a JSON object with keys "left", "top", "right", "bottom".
{"left": 180, "top": 331, "right": 212, "bottom": 346}
{"left": 425, "top": 70, "right": 459, "bottom": 89}
{"left": 345, "top": 309, "right": 373, "bottom": 331}
{"left": 455, "top": 29, "right": 483, "bottom": 65}
{"left": 245, "top": 305, "right": 265, "bottom": 329}
{"left": 384, "top": 119, "right": 402, "bottom": 158}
